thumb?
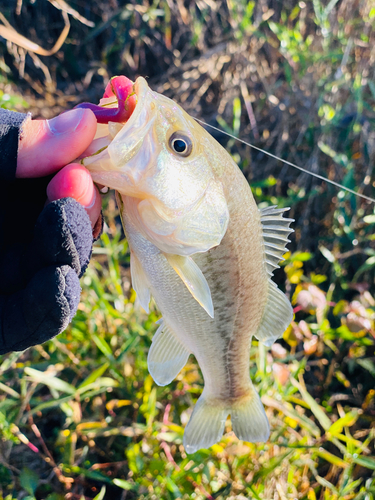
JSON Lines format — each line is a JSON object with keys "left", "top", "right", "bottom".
{"left": 16, "top": 108, "right": 97, "bottom": 178}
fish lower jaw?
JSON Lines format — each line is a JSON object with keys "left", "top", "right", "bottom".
{"left": 89, "top": 172, "right": 140, "bottom": 198}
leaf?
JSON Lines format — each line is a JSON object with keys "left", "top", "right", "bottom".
{"left": 251, "top": 451, "right": 293, "bottom": 482}
{"left": 78, "top": 362, "right": 110, "bottom": 389}
{"left": 0, "top": 351, "right": 24, "bottom": 374}
{"left": 328, "top": 410, "right": 360, "bottom": 436}
{"left": 232, "top": 97, "right": 241, "bottom": 136}
{"left": 62, "top": 466, "right": 113, "bottom": 484}
{"left": 45, "top": 494, "right": 65, "bottom": 500}
{"left": 0, "top": 381, "right": 20, "bottom": 398}
{"left": 290, "top": 252, "right": 313, "bottom": 262}
{"left": 262, "top": 395, "right": 321, "bottom": 437}
{"left": 166, "top": 477, "right": 181, "bottom": 496}
{"left": 28, "top": 395, "right": 74, "bottom": 416}
{"left": 318, "top": 142, "right": 351, "bottom": 168}
{"left": 113, "top": 478, "right": 136, "bottom": 490}
{"left": 314, "top": 448, "right": 349, "bottom": 468}
{"left": 333, "top": 300, "right": 348, "bottom": 316}
{"left": 356, "top": 359, "right": 375, "bottom": 378}
{"left": 353, "top": 256, "right": 375, "bottom": 281}
{"left": 311, "top": 273, "right": 327, "bottom": 285}
{"left": 24, "top": 368, "right": 75, "bottom": 395}
{"left": 76, "top": 378, "right": 119, "bottom": 397}
{"left": 93, "top": 486, "right": 106, "bottom": 500}
{"left": 291, "top": 378, "right": 331, "bottom": 431}
{"left": 92, "top": 334, "right": 113, "bottom": 358}
{"left": 20, "top": 467, "right": 39, "bottom": 496}
{"left": 331, "top": 433, "right": 362, "bottom": 448}
{"left": 363, "top": 215, "right": 375, "bottom": 224}
{"left": 341, "top": 479, "right": 363, "bottom": 495}
{"left": 248, "top": 485, "right": 263, "bottom": 500}
{"left": 323, "top": 0, "right": 340, "bottom": 17}
{"left": 316, "top": 475, "right": 339, "bottom": 494}
{"left": 319, "top": 245, "right": 336, "bottom": 263}
{"left": 352, "top": 455, "right": 375, "bottom": 470}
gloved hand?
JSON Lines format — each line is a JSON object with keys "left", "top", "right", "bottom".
{"left": 0, "top": 107, "right": 101, "bottom": 354}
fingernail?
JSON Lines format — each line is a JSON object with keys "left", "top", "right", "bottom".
{"left": 83, "top": 185, "right": 97, "bottom": 209}
{"left": 47, "top": 108, "right": 85, "bottom": 135}
{"left": 73, "top": 168, "right": 96, "bottom": 208}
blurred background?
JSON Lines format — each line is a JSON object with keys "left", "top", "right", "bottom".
{"left": 0, "top": 1, "right": 374, "bottom": 499}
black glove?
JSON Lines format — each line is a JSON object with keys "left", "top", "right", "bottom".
{"left": 0, "top": 109, "right": 98, "bottom": 354}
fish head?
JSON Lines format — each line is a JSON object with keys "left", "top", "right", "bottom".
{"left": 83, "top": 77, "right": 229, "bottom": 255}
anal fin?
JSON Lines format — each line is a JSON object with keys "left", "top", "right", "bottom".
{"left": 148, "top": 320, "right": 190, "bottom": 386}
{"left": 164, "top": 253, "right": 214, "bottom": 318}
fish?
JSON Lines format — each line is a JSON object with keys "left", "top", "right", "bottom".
{"left": 78, "top": 76, "right": 294, "bottom": 453}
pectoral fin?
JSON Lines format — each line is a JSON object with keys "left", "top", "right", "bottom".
{"left": 164, "top": 254, "right": 214, "bottom": 318}
{"left": 130, "top": 252, "right": 151, "bottom": 313}
{"left": 148, "top": 320, "right": 190, "bottom": 386}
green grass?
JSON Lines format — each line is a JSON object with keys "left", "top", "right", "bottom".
{"left": 0, "top": 1, "right": 374, "bottom": 498}
{"left": 0, "top": 198, "right": 373, "bottom": 499}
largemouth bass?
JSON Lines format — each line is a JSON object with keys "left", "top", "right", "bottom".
{"left": 79, "top": 76, "right": 294, "bottom": 453}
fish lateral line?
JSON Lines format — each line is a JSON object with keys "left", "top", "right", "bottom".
{"left": 194, "top": 118, "right": 375, "bottom": 205}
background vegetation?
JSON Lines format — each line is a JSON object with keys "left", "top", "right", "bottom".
{"left": 0, "top": 0, "right": 374, "bottom": 498}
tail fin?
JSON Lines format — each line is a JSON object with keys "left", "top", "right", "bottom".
{"left": 183, "top": 393, "right": 228, "bottom": 454}
{"left": 183, "top": 390, "right": 270, "bottom": 454}
{"left": 231, "top": 392, "right": 270, "bottom": 442}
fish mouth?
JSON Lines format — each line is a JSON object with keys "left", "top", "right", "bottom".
{"left": 84, "top": 77, "right": 209, "bottom": 213}
{"left": 83, "top": 77, "right": 159, "bottom": 194}
{"left": 83, "top": 76, "right": 220, "bottom": 229}
{"left": 82, "top": 76, "right": 229, "bottom": 254}
{"left": 108, "top": 77, "right": 156, "bottom": 169}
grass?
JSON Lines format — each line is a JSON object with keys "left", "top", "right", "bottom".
{"left": 0, "top": 219, "right": 374, "bottom": 499}
{"left": 0, "top": 0, "right": 374, "bottom": 499}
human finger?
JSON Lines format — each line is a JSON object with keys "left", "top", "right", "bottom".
{"left": 17, "top": 108, "right": 97, "bottom": 178}
{"left": 46, "top": 163, "right": 102, "bottom": 228}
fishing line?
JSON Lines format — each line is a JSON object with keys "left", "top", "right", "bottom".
{"left": 194, "top": 118, "right": 375, "bottom": 204}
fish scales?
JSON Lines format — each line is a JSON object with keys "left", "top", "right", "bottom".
{"left": 122, "top": 190, "right": 265, "bottom": 398}
{"left": 81, "top": 76, "right": 294, "bottom": 453}
{"left": 194, "top": 189, "right": 268, "bottom": 400}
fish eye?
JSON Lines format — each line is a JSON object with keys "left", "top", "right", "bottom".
{"left": 169, "top": 132, "right": 193, "bottom": 157}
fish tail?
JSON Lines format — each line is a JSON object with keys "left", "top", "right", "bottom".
{"left": 183, "top": 392, "right": 228, "bottom": 454}
{"left": 230, "top": 390, "right": 270, "bottom": 443}
{"left": 183, "top": 389, "right": 270, "bottom": 454}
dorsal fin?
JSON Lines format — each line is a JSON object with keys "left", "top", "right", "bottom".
{"left": 260, "top": 205, "right": 294, "bottom": 277}
{"left": 255, "top": 205, "right": 294, "bottom": 346}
